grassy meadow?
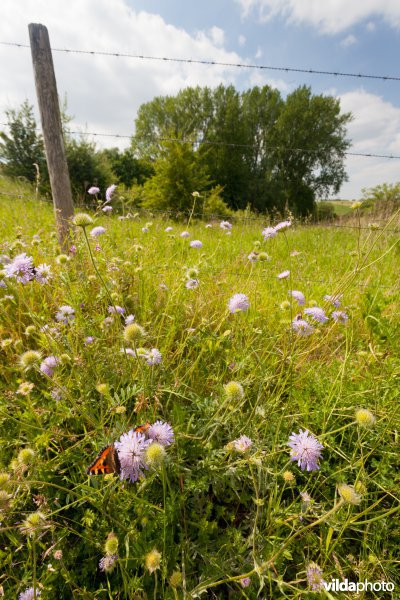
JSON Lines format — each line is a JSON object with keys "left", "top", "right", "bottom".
{"left": 0, "top": 183, "right": 399, "bottom": 599}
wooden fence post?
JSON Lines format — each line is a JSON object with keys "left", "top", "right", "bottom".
{"left": 28, "top": 23, "right": 74, "bottom": 250}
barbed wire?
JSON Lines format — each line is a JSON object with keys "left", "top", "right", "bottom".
{"left": 1, "top": 40, "right": 400, "bottom": 83}
{"left": 2, "top": 122, "right": 400, "bottom": 161}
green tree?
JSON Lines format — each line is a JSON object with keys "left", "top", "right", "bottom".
{"left": 65, "top": 138, "right": 114, "bottom": 202}
{"left": 142, "top": 139, "right": 210, "bottom": 213}
{"left": 0, "top": 100, "right": 47, "bottom": 184}
{"left": 100, "top": 147, "right": 154, "bottom": 187}
{"left": 132, "top": 84, "right": 352, "bottom": 215}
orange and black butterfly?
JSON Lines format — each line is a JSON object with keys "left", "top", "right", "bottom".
{"left": 86, "top": 422, "right": 150, "bottom": 476}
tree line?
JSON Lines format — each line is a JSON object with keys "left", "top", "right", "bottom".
{"left": 1, "top": 84, "right": 352, "bottom": 215}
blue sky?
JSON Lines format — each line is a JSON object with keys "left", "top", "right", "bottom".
{"left": 1, "top": 0, "right": 400, "bottom": 198}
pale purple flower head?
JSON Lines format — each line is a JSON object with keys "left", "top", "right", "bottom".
{"left": 165, "top": 226, "right": 173, "bottom": 232}
{"left": 19, "top": 587, "right": 41, "bottom": 600}
{"left": 180, "top": 231, "right": 190, "bottom": 238}
{"left": 114, "top": 430, "right": 151, "bottom": 482}
{"left": 190, "top": 240, "right": 203, "bottom": 249}
{"left": 220, "top": 220, "right": 232, "bottom": 231}
{"left": 99, "top": 554, "right": 118, "bottom": 572}
{"left": 55, "top": 305, "right": 75, "bottom": 324}
{"left": 142, "top": 227, "right": 149, "bottom": 233}
{"left": 292, "top": 319, "right": 314, "bottom": 336}
{"left": 40, "top": 355, "right": 59, "bottom": 378}
{"left": 105, "top": 184, "right": 117, "bottom": 203}
{"left": 290, "top": 290, "right": 305, "bottom": 305}
{"left": 233, "top": 435, "right": 253, "bottom": 453}
{"left": 35, "top": 264, "right": 52, "bottom": 285}
{"left": 88, "top": 186, "right": 100, "bottom": 195}
{"left": 324, "top": 294, "right": 342, "bottom": 308}
{"left": 275, "top": 220, "right": 291, "bottom": 231}
{"left": 84, "top": 336, "right": 95, "bottom": 345}
{"left": 262, "top": 226, "right": 277, "bottom": 240}
{"left": 0, "top": 279, "right": 6, "bottom": 288}
{"left": 102, "top": 205, "right": 113, "bottom": 213}
{"left": 108, "top": 305, "right": 125, "bottom": 315}
{"left": 5, "top": 253, "right": 35, "bottom": 283}
{"left": 125, "top": 314, "right": 135, "bottom": 325}
{"left": 205, "top": 223, "right": 212, "bottom": 229}
{"left": 304, "top": 307, "right": 329, "bottom": 324}
{"left": 90, "top": 226, "right": 106, "bottom": 238}
{"left": 228, "top": 293, "right": 250, "bottom": 314}
{"left": 288, "top": 429, "right": 323, "bottom": 472}
{"left": 332, "top": 310, "right": 348, "bottom": 324}
{"left": 240, "top": 577, "right": 251, "bottom": 588}
{"left": 247, "top": 251, "right": 258, "bottom": 263}
{"left": 186, "top": 279, "right": 199, "bottom": 289}
{"left": 69, "top": 244, "right": 77, "bottom": 254}
{"left": 144, "top": 348, "right": 162, "bottom": 366}
{"left": 147, "top": 420, "right": 174, "bottom": 446}
{"left": 277, "top": 270, "right": 290, "bottom": 279}
{"left": 306, "top": 563, "right": 325, "bottom": 591}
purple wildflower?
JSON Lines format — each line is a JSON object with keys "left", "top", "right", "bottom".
{"left": 147, "top": 421, "right": 174, "bottom": 446}
{"left": 84, "top": 336, "right": 95, "bottom": 345}
{"left": 144, "top": 348, "right": 162, "bottom": 366}
{"left": 40, "top": 355, "right": 59, "bottom": 378}
{"left": 240, "top": 577, "right": 251, "bottom": 588}
{"left": 88, "top": 186, "right": 100, "bottom": 195}
{"left": 292, "top": 319, "right": 314, "bottom": 336}
{"left": 332, "top": 310, "right": 348, "bottom": 323}
{"left": 165, "top": 226, "right": 173, "bottom": 232}
{"left": 277, "top": 270, "right": 290, "bottom": 279}
{"left": 90, "top": 226, "right": 106, "bottom": 238}
{"left": 275, "top": 220, "right": 291, "bottom": 231}
{"left": 5, "top": 253, "right": 35, "bottom": 283}
{"left": 35, "top": 264, "right": 52, "bottom": 285}
{"left": 306, "top": 563, "right": 325, "bottom": 591}
{"left": 228, "top": 293, "right": 250, "bottom": 314}
{"left": 108, "top": 305, "right": 125, "bottom": 315}
{"left": 324, "top": 294, "right": 342, "bottom": 307}
{"left": 142, "top": 227, "right": 149, "bottom": 233}
{"left": 105, "top": 184, "right": 117, "bottom": 203}
{"left": 180, "top": 231, "right": 190, "bottom": 238}
{"left": 262, "top": 226, "right": 277, "bottom": 240}
{"left": 114, "top": 430, "right": 151, "bottom": 483}
{"left": 125, "top": 314, "right": 135, "bottom": 325}
{"left": 190, "top": 240, "right": 203, "bottom": 249}
{"left": 233, "top": 435, "right": 253, "bottom": 453}
{"left": 220, "top": 220, "right": 232, "bottom": 231}
{"left": 69, "top": 245, "right": 77, "bottom": 254}
{"left": 99, "top": 554, "right": 118, "bottom": 573}
{"left": 0, "top": 279, "right": 6, "bottom": 288}
{"left": 186, "top": 279, "right": 199, "bottom": 289}
{"left": 290, "top": 290, "right": 305, "bottom": 305}
{"left": 304, "top": 307, "right": 329, "bottom": 324}
{"left": 288, "top": 429, "right": 323, "bottom": 472}
{"left": 247, "top": 251, "right": 258, "bottom": 262}
{"left": 102, "top": 205, "right": 113, "bottom": 213}
{"left": 19, "top": 587, "right": 41, "bottom": 600}
{"left": 55, "top": 305, "right": 75, "bottom": 324}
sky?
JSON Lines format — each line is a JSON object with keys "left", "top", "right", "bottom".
{"left": 1, "top": 0, "right": 400, "bottom": 199}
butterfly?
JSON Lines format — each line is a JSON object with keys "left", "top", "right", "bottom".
{"left": 86, "top": 422, "right": 150, "bottom": 476}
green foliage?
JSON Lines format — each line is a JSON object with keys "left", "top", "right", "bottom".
{"left": 141, "top": 139, "right": 211, "bottom": 213}
{"left": 0, "top": 191, "right": 399, "bottom": 598}
{"left": 100, "top": 147, "right": 154, "bottom": 187}
{"left": 202, "top": 185, "right": 234, "bottom": 219}
{"left": 0, "top": 100, "right": 47, "bottom": 186}
{"left": 133, "top": 84, "right": 352, "bottom": 215}
{"left": 65, "top": 138, "right": 115, "bottom": 202}
{"left": 313, "top": 201, "right": 337, "bottom": 221}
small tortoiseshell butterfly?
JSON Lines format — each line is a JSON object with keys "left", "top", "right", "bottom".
{"left": 86, "top": 422, "right": 150, "bottom": 476}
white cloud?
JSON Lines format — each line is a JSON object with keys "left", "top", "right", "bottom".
{"left": 340, "top": 34, "right": 357, "bottom": 47}
{"left": 255, "top": 47, "right": 263, "bottom": 59}
{"left": 247, "top": 70, "right": 291, "bottom": 92}
{"left": 235, "top": 0, "right": 400, "bottom": 34}
{"left": 0, "top": 0, "right": 244, "bottom": 149}
{"left": 337, "top": 89, "right": 400, "bottom": 198}
{"left": 238, "top": 34, "right": 246, "bottom": 46}
{"left": 366, "top": 21, "right": 376, "bottom": 31}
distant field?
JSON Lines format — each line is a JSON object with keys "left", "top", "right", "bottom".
{"left": 0, "top": 186, "right": 399, "bottom": 598}
{"left": 325, "top": 200, "right": 354, "bottom": 216}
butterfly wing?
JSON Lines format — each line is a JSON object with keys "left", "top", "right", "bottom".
{"left": 86, "top": 444, "right": 121, "bottom": 476}
{"left": 134, "top": 422, "right": 150, "bottom": 435}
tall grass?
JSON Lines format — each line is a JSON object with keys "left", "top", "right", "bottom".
{"left": 0, "top": 190, "right": 399, "bottom": 598}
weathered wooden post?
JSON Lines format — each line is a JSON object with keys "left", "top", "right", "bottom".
{"left": 28, "top": 23, "right": 74, "bottom": 250}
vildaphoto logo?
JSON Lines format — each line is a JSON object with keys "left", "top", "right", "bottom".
{"left": 324, "top": 579, "right": 395, "bottom": 593}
